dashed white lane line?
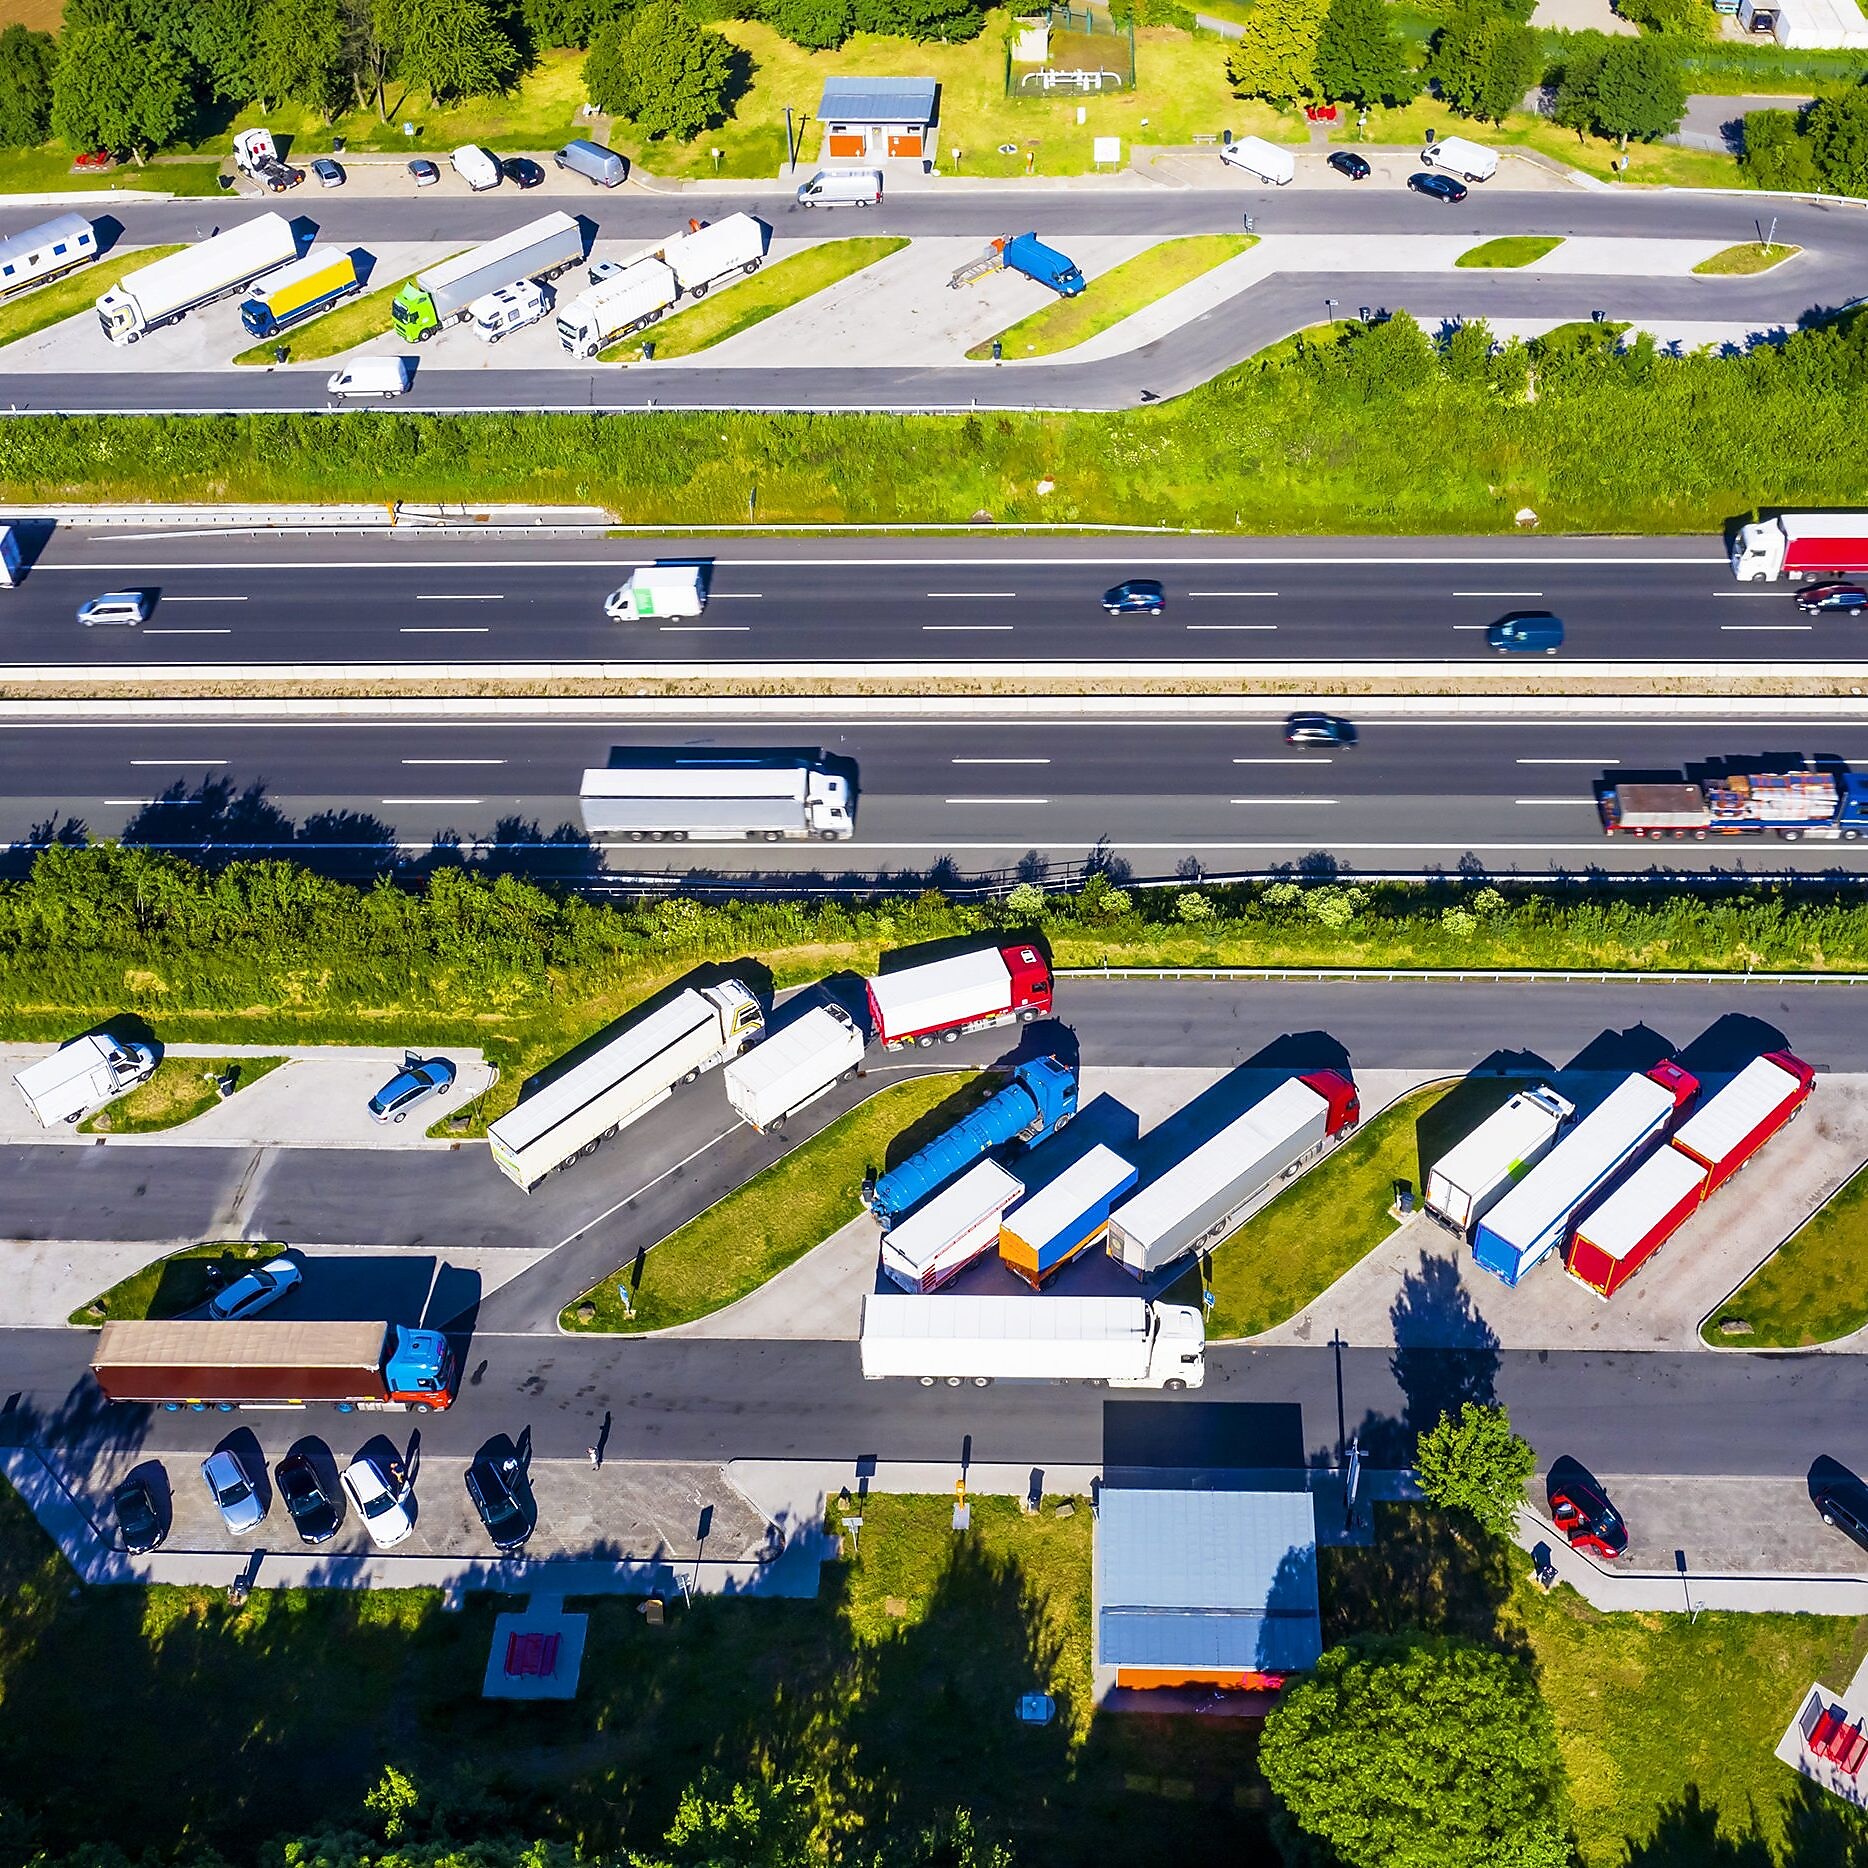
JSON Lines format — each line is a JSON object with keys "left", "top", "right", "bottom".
{"left": 160, "top": 594, "right": 248, "bottom": 603}
{"left": 414, "top": 593, "right": 504, "bottom": 601}
{"left": 945, "top": 796, "right": 1050, "bottom": 805}
{"left": 1229, "top": 796, "right": 1338, "bottom": 805}
{"left": 951, "top": 757, "right": 1052, "bottom": 765}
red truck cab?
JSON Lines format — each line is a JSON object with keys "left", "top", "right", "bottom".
{"left": 1298, "top": 1069, "right": 1360, "bottom": 1136}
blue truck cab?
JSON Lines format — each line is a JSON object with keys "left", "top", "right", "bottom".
{"left": 1838, "top": 774, "right": 1868, "bottom": 839}
{"left": 1002, "top": 232, "right": 1086, "bottom": 298}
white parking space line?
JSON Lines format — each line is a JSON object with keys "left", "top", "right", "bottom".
{"left": 951, "top": 757, "right": 1052, "bottom": 764}
{"left": 1721, "top": 623, "right": 1812, "bottom": 632}
{"left": 1518, "top": 757, "right": 1618, "bottom": 765}
{"left": 400, "top": 626, "right": 491, "bottom": 634}
{"left": 945, "top": 796, "right": 1050, "bottom": 805}
{"left": 160, "top": 594, "right": 248, "bottom": 603}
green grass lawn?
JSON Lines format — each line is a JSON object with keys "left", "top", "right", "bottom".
{"left": 77, "top": 1054, "right": 282, "bottom": 1135}
{"left": 0, "top": 245, "right": 184, "bottom": 354}
{"left": 1165, "top": 1079, "right": 1487, "bottom": 1338}
{"left": 562, "top": 1070, "right": 985, "bottom": 1332}
{"left": 966, "top": 233, "right": 1250, "bottom": 361}
{"left": 1694, "top": 241, "right": 1802, "bottom": 276}
{"left": 1701, "top": 1154, "right": 1868, "bottom": 1347}
{"left": 69, "top": 1238, "right": 283, "bottom": 1325}
{"left": 605, "top": 236, "right": 907, "bottom": 362}
{"left": 0, "top": 148, "right": 222, "bottom": 194}
{"left": 233, "top": 268, "right": 431, "bottom": 364}
{"left": 1455, "top": 235, "right": 1562, "bottom": 269}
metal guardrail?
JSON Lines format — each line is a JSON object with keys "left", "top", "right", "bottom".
{"left": 1061, "top": 964, "right": 1868, "bottom": 985}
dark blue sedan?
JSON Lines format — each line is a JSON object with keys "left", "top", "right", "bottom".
{"left": 1103, "top": 578, "right": 1166, "bottom": 616}
{"left": 1408, "top": 171, "right": 1468, "bottom": 203}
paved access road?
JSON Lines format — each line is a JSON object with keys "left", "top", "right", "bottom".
{"left": 8, "top": 711, "right": 1868, "bottom": 875}
{"left": 0, "top": 190, "right": 1857, "bottom": 412}
{"left": 0, "top": 530, "right": 1827, "bottom": 670}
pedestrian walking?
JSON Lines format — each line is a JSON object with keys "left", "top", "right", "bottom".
{"left": 588, "top": 1444, "right": 601, "bottom": 1471}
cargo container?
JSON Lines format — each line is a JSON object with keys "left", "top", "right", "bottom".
{"left": 866, "top": 941, "right": 1052, "bottom": 1049}
{"left": 858, "top": 1293, "right": 1205, "bottom": 1388}
{"left": 556, "top": 257, "right": 679, "bottom": 356}
{"left": 650, "top": 213, "right": 765, "bottom": 296}
{"left": 1670, "top": 1049, "right": 1813, "bottom": 1191}
{"left": 97, "top": 214, "right": 298, "bottom": 345}
{"left": 1471, "top": 1062, "right": 1698, "bottom": 1286}
{"left": 90, "top": 1318, "right": 455, "bottom": 1409}
{"left": 866, "top": 1057, "right": 1076, "bottom": 1227}
{"left": 881, "top": 1159, "right": 1024, "bottom": 1292}
{"left": 238, "top": 245, "right": 360, "bottom": 338}
{"left": 391, "top": 212, "right": 583, "bottom": 340}
{"left": 722, "top": 1002, "right": 864, "bottom": 1132}
{"left": 488, "top": 980, "right": 763, "bottom": 1190}
{"left": 14, "top": 1032, "right": 156, "bottom": 1126}
{"left": 0, "top": 212, "right": 98, "bottom": 300}
{"left": 1565, "top": 1146, "right": 1709, "bottom": 1298}
{"left": 1600, "top": 770, "right": 1868, "bottom": 841}
{"left": 1424, "top": 1084, "right": 1576, "bottom": 1235}
{"left": 999, "top": 1143, "right": 1139, "bottom": 1288}
{"left": 1732, "top": 512, "right": 1868, "bottom": 581}
{"left": 1107, "top": 1071, "right": 1360, "bottom": 1277}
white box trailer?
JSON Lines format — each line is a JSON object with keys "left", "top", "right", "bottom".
{"left": 1107, "top": 1072, "right": 1358, "bottom": 1277}
{"left": 489, "top": 980, "right": 763, "bottom": 1189}
{"left": 1220, "top": 135, "right": 1295, "bottom": 184}
{"left": 723, "top": 1002, "right": 864, "bottom": 1131}
{"left": 0, "top": 212, "right": 98, "bottom": 300}
{"left": 556, "top": 257, "right": 679, "bottom": 356}
{"left": 14, "top": 1032, "right": 156, "bottom": 1126}
{"left": 97, "top": 213, "right": 297, "bottom": 345}
{"left": 1424, "top": 1084, "right": 1575, "bottom": 1235}
{"left": 391, "top": 212, "right": 584, "bottom": 338}
{"left": 880, "top": 1160, "right": 1024, "bottom": 1293}
{"left": 1422, "top": 134, "right": 1498, "bottom": 181}
{"left": 858, "top": 1293, "right": 1206, "bottom": 1388}
{"left": 652, "top": 213, "right": 766, "bottom": 296}
{"left": 578, "top": 756, "right": 854, "bottom": 841}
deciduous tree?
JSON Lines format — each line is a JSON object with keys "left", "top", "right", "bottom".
{"left": 1314, "top": 0, "right": 1411, "bottom": 109}
{"left": 1429, "top": 5, "right": 1539, "bottom": 124}
{"left": 1414, "top": 1400, "right": 1537, "bottom": 1536}
{"left": 375, "top": 0, "right": 520, "bottom": 105}
{"left": 1226, "top": 0, "right": 1330, "bottom": 105}
{"left": 51, "top": 19, "right": 193, "bottom": 155}
{"left": 0, "top": 24, "right": 57, "bottom": 148}
{"left": 1570, "top": 35, "right": 1686, "bottom": 146}
{"left": 254, "top": 0, "right": 352, "bottom": 115}
{"left": 766, "top": 0, "right": 853, "bottom": 48}
{"left": 584, "top": 0, "right": 732, "bottom": 136}
{"left": 1809, "top": 85, "right": 1868, "bottom": 194}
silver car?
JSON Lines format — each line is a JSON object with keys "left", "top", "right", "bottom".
{"left": 201, "top": 1447, "right": 265, "bottom": 1533}
{"left": 311, "top": 157, "right": 345, "bottom": 188}
{"left": 207, "top": 1253, "right": 303, "bottom": 1321}
{"left": 77, "top": 591, "right": 149, "bottom": 627}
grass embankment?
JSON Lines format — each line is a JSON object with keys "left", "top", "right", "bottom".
{"left": 0, "top": 245, "right": 184, "bottom": 353}
{"left": 563, "top": 1070, "right": 981, "bottom": 1332}
{"left": 11, "top": 301, "right": 1868, "bottom": 528}
{"left": 1165, "top": 1080, "right": 1494, "bottom": 1337}
{"left": 1455, "top": 236, "right": 1562, "bottom": 270}
{"left": 0, "top": 149, "right": 221, "bottom": 194}
{"left": 233, "top": 270, "right": 430, "bottom": 365}
{"left": 603, "top": 237, "right": 908, "bottom": 363}
{"left": 69, "top": 1238, "right": 281, "bottom": 1325}
{"left": 77, "top": 1053, "right": 283, "bottom": 1134}
{"left": 1701, "top": 1156, "right": 1868, "bottom": 1347}
{"left": 966, "top": 234, "right": 1251, "bottom": 361}
{"left": 1694, "top": 241, "right": 1802, "bottom": 276}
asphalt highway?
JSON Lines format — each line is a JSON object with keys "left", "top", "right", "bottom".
{"left": 6, "top": 713, "right": 1868, "bottom": 875}
{"left": 1, "top": 190, "right": 1860, "bottom": 413}
{"left": 7, "top": 530, "right": 1841, "bottom": 670}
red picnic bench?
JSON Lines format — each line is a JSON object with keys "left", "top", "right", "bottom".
{"left": 504, "top": 1631, "right": 561, "bottom": 1679}
{"left": 1808, "top": 1704, "right": 1868, "bottom": 1774}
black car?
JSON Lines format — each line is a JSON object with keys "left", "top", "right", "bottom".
{"left": 500, "top": 157, "right": 544, "bottom": 189}
{"left": 1408, "top": 171, "right": 1468, "bottom": 204}
{"left": 1796, "top": 581, "right": 1868, "bottom": 614}
{"left": 276, "top": 1451, "right": 341, "bottom": 1546}
{"left": 1548, "top": 1470, "right": 1628, "bottom": 1559}
{"left": 112, "top": 1471, "right": 165, "bottom": 1554}
{"left": 1284, "top": 712, "right": 1357, "bottom": 748}
{"left": 465, "top": 1454, "right": 532, "bottom": 1553}
{"left": 1327, "top": 150, "right": 1371, "bottom": 181}
{"left": 1816, "top": 1488, "right": 1868, "bottom": 1552}
{"left": 1103, "top": 578, "right": 1166, "bottom": 616}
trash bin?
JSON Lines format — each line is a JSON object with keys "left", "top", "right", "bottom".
{"left": 332, "top": 135, "right": 346, "bottom": 154}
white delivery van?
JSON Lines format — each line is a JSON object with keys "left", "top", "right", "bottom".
{"left": 0, "top": 524, "right": 22, "bottom": 588}
{"left": 451, "top": 145, "right": 502, "bottom": 191}
{"left": 1422, "top": 134, "right": 1498, "bottom": 182}
{"left": 605, "top": 564, "right": 705, "bottom": 619}
{"left": 327, "top": 357, "right": 410, "bottom": 399}
{"left": 471, "top": 279, "right": 549, "bottom": 342}
{"left": 1221, "top": 135, "right": 1295, "bottom": 185}
{"left": 796, "top": 169, "right": 884, "bottom": 207}
{"left": 15, "top": 1032, "right": 156, "bottom": 1126}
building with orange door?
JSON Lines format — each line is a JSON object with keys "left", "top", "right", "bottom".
{"left": 816, "top": 77, "right": 939, "bottom": 163}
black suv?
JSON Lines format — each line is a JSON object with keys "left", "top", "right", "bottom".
{"left": 465, "top": 1454, "right": 532, "bottom": 1553}
{"left": 276, "top": 1451, "right": 341, "bottom": 1546}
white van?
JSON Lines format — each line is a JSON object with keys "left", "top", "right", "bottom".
{"left": 1422, "top": 134, "right": 1497, "bottom": 182}
{"left": 451, "top": 145, "right": 502, "bottom": 191}
{"left": 327, "top": 357, "right": 410, "bottom": 399}
{"left": 14, "top": 1032, "right": 156, "bottom": 1126}
{"left": 1220, "top": 135, "right": 1295, "bottom": 186}
{"left": 472, "top": 279, "right": 549, "bottom": 342}
{"left": 605, "top": 565, "right": 706, "bottom": 619}
{"left": 796, "top": 168, "right": 883, "bottom": 208}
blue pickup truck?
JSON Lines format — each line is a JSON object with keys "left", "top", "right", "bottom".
{"left": 1002, "top": 232, "right": 1085, "bottom": 297}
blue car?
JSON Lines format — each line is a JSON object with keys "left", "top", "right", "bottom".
{"left": 1103, "top": 578, "right": 1166, "bottom": 616}
{"left": 368, "top": 1056, "right": 457, "bottom": 1123}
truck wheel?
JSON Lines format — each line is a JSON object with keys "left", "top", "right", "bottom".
{"left": 763, "top": 831, "right": 783, "bottom": 842}
{"left": 745, "top": 258, "right": 762, "bottom": 274}
{"left": 1846, "top": 829, "right": 1862, "bottom": 841}
{"left": 691, "top": 281, "right": 710, "bottom": 298}
{"left": 1018, "top": 1008, "right": 1039, "bottom": 1022}
{"left": 941, "top": 1029, "right": 959, "bottom": 1042}
{"left": 917, "top": 1035, "right": 936, "bottom": 1048}
{"left": 972, "top": 1376, "right": 991, "bottom": 1387}
{"left": 945, "top": 1376, "right": 963, "bottom": 1386}
{"left": 1164, "top": 1378, "right": 1188, "bottom": 1392}
{"left": 919, "top": 1375, "right": 935, "bottom": 1386}
{"left": 682, "top": 1067, "right": 701, "bottom": 1085}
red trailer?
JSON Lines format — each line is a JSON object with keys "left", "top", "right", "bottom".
{"left": 1565, "top": 1147, "right": 1709, "bottom": 1298}
{"left": 1669, "top": 1050, "right": 1814, "bottom": 1191}
{"left": 865, "top": 942, "right": 1052, "bottom": 1049}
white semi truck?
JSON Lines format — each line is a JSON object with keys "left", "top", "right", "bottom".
{"left": 722, "top": 1002, "right": 864, "bottom": 1132}
{"left": 859, "top": 1294, "right": 1206, "bottom": 1389}
{"left": 578, "top": 756, "right": 855, "bottom": 842}
{"left": 488, "top": 980, "right": 763, "bottom": 1190}
{"left": 555, "top": 257, "right": 679, "bottom": 356}
{"left": 14, "top": 1032, "right": 157, "bottom": 1126}
{"left": 648, "top": 213, "right": 766, "bottom": 297}
{"left": 97, "top": 214, "right": 298, "bottom": 345}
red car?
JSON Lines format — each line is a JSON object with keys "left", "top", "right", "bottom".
{"left": 1548, "top": 1468, "right": 1628, "bottom": 1559}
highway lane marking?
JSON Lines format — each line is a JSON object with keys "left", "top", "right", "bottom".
{"left": 1721, "top": 624, "right": 1812, "bottom": 632}
{"left": 923, "top": 623, "right": 1014, "bottom": 631}
{"left": 1516, "top": 798, "right": 1584, "bottom": 805}
{"left": 1186, "top": 623, "right": 1277, "bottom": 631}
{"left": 1232, "top": 757, "right": 1331, "bottom": 764}
{"left": 1713, "top": 591, "right": 1782, "bottom": 597}
{"left": 710, "top": 593, "right": 763, "bottom": 599}
{"left": 1450, "top": 624, "right": 1489, "bottom": 630}
{"left": 1229, "top": 797, "right": 1338, "bottom": 805}
{"left": 1188, "top": 590, "right": 1278, "bottom": 598}
{"left": 951, "top": 757, "right": 1052, "bottom": 764}
{"left": 1517, "top": 757, "right": 1618, "bottom": 765}
{"left": 927, "top": 591, "right": 1016, "bottom": 598}
{"left": 414, "top": 593, "right": 504, "bottom": 601}
{"left": 659, "top": 625, "right": 750, "bottom": 632}
{"left": 552, "top": 1124, "right": 742, "bottom": 1252}
{"left": 945, "top": 796, "right": 1050, "bottom": 804}
{"left": 1454, "top": 591, "right": 1542, "bottom": 598}
{"left": 380, "top": 796, "right": 487, "bottom": 805}
{"left": 130, "top": 758, "right": 226, "bottom": 766}
{"left": 400, "top": 626, "right": 491, "bottom": 634}
{"left": 401, "top": 758, "right": 508, "bottom": 766}
{"left": 159, "top": 594, "right": 248, "bottom": 603}
{"left": 141, "top": 627, "right": 232, "bottom": 635}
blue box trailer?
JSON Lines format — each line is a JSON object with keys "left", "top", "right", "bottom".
{"left": 999, "top": 1143, "right": 1139, "bottom": 1289}
{"left": 1471, "top": 1062, "right": 1698, "bottom": 1286}
{"left": 1002, "top": 232, "right": 1086, "bottom": 297}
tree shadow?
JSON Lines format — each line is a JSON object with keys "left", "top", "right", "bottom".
{"left": 120, "top": 777, "right": 295, "bottom": 855}
{"left": 1620, "top": 1783, "right": 1784, "bottom": 1866}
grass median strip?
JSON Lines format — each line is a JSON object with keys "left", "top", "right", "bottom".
{"left": 602, "top": 237, "right": 908, "bottom": 362}
{"left": 966, "top": 234, "right": 1251, "bottom": 361}
{"left": 0, "top": 245, "right": 184, "bottom": 353}
{"left": 562, "top": 1070, "right": 986, "bottom": 1333}
{"left": 1165, "top": 1079, "right": 1494, "bottom": 1338}
{"left": 1455, "top": 236, "right": 1562, "bottom": 270}
{"left": 1693, "top": 241, "right": 1802, "bottom": 276}
{"left": 71, "top": 1238, "right": 284, "bottom": 1326}
{"left": 1701, "top": 1155, "right": 1868, "bottom": 1346}
{"left": 78, "top": 1054, "right": 283, "bottom": 1135}
{"left": 233, "top": 270, "right": 430, "bottom": 364}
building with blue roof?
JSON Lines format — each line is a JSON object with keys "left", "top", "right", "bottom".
{"left": 816, "top": 76, "right": 940, "bottom": 163}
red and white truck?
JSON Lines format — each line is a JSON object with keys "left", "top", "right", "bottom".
{"left": 1731, "top": 513, "right": 1868, "bottom": 581}
{"left": 865, "top": 942, "right": 1052, "bottom": 1049}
